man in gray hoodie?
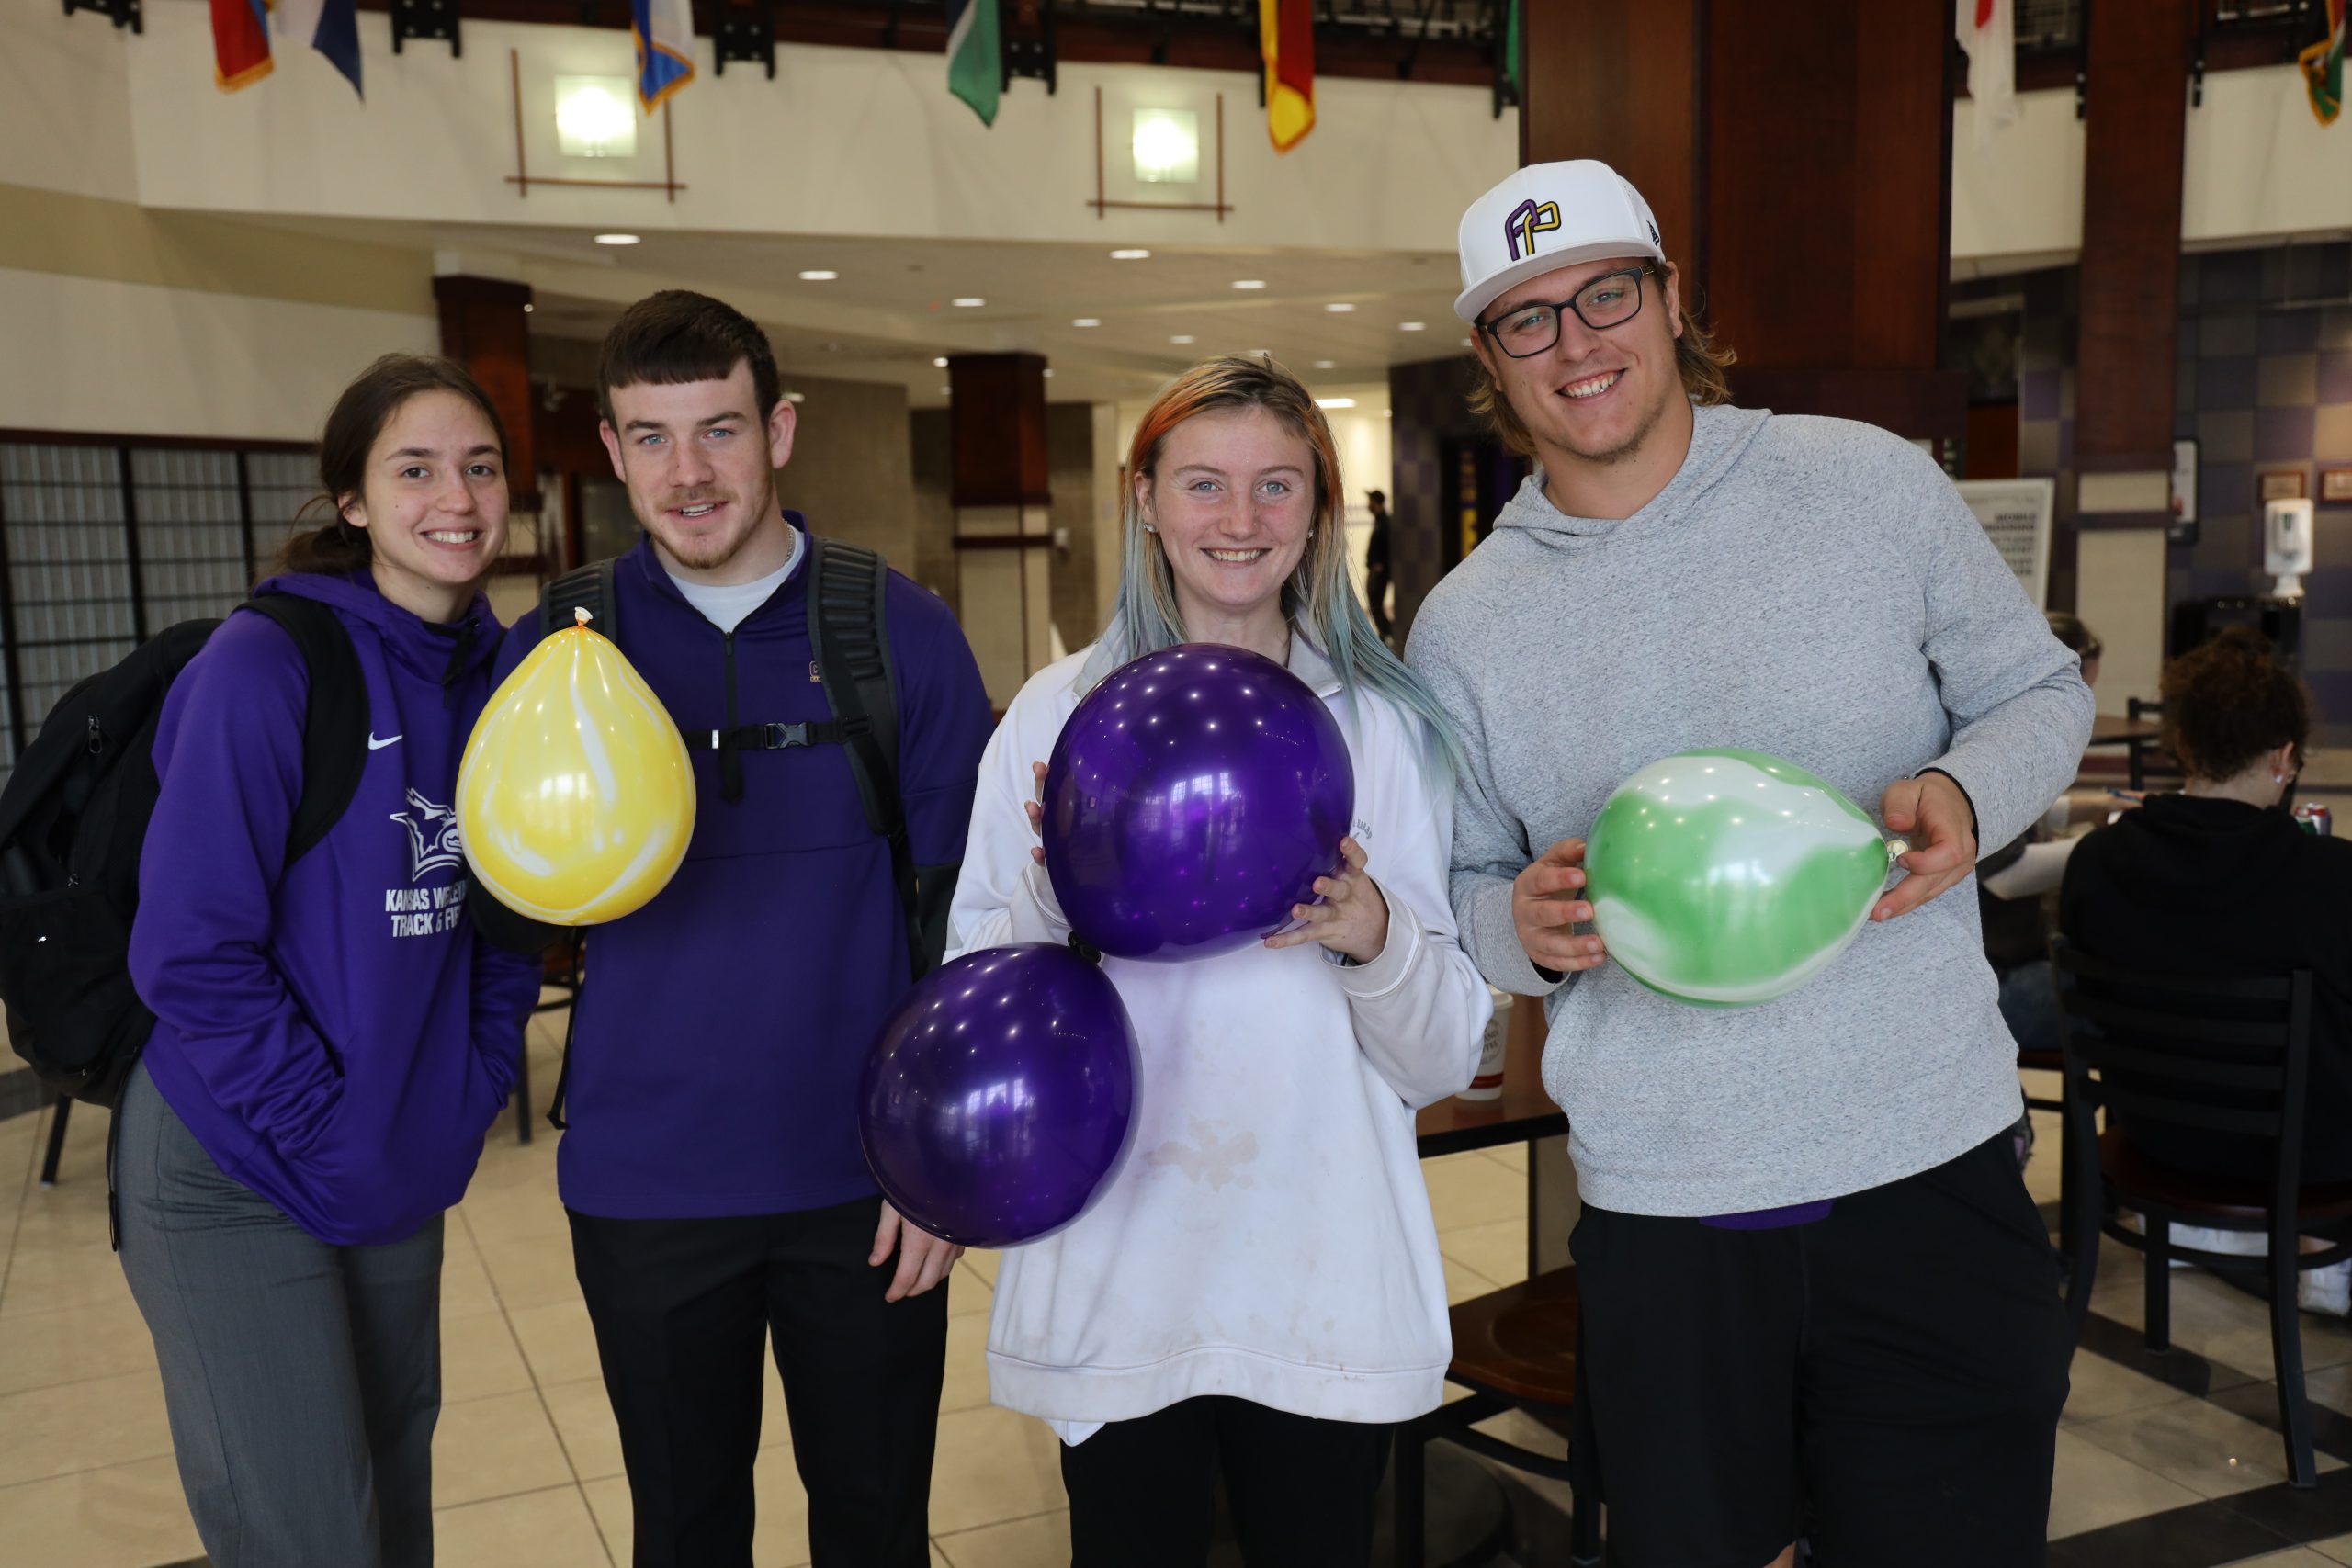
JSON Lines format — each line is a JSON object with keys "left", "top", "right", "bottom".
{"left": 1408, "top": 161, "right": 2092, "bottom": 1568}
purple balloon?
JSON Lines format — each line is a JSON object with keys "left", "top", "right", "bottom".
{"left": 1043, "top": 644, "right": 1355, "bottom": 962}
{"left": 858, "top": 943, "right": 1141, "bottom": 1249}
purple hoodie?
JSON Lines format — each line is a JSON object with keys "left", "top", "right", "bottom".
{"left": 130, "top": 572, "right": 544, "bottom": 1247}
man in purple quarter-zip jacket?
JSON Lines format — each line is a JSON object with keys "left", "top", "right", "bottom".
{"left": 485, "top": 292, "right": 992, "bottom": 1568}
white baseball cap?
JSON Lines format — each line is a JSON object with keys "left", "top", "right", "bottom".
{"left": 1453, "top": 160, "right": 1665, "bottom": 324}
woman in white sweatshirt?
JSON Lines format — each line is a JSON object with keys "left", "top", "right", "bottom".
{"left": 947, "top": 355, "right": 1491, "bottom": 1567}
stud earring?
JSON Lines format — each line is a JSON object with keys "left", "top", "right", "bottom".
{"left": 1141, "top": 523, "right": 1157, "bottom": 533}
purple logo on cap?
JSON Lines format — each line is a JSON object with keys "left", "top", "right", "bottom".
{"left": 1502, "top": 199, "right": 1562, "bottom": 263}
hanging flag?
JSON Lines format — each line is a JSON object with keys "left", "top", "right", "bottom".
{"left": 1501, "top": 0, "right": 1522, "bottom": 104}
{"left": 631, "top": 0, "right": 695, "bottom": 113}
{"left": 274, "top": 0, "right": 364, "bottom": 97}
{"left": 210, "top": 0, "right": 272, "bottom": 91}
{"left": 1260, "top": 0, "right": 1314, "bottom": 152}
{"left": 2301, "top": 0, "right": 2346, "bottom": 126}
{"left": 1956, "top": 0, "right": 2017, "bottom": 150}
{"left": 945, "top": 0, "right": 1001, "bottom": 127}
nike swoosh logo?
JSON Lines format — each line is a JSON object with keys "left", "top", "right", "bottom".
{"left": 368, "top": 733, "right": 402, "bottom": 750}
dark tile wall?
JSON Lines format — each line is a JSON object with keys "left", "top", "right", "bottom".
{"left": 2020, "top": 243, "right": 2352, "bottom": 744}
{"left": 1387, "top": 354, "right": 1494, "bottom": 645}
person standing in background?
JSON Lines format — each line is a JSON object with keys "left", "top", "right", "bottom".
{"left": 1363, "top": 488, "right": 1394, "bottom": 643}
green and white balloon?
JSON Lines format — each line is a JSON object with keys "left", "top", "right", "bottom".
{"left": 1584, "top": 749, "right": 1898, "bottom": 1008}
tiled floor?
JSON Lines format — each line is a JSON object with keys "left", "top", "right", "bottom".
{"left": 5, "top": 1043, "right": 2352, "bottom": 1566}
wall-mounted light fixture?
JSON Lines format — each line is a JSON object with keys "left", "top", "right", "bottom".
{"left": 555, "top": 76, "right": 637, "bottom": 159}
{"left": 1132, "top": 108, "right": 1200, "bottom": 185}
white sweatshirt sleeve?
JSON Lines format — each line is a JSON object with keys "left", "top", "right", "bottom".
{"left": 1335, "top": 737, "right": 1494, "bottom": 1111}
{"left": 945, "top": 684, "right": 1071, "bottom": 961}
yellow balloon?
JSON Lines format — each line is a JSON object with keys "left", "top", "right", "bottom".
{"left": 458, "top": 609, "right": 695, "bottom": 926}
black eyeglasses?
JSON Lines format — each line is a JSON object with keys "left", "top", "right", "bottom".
{"left": 1477, "top": 267, "right": 1656, "bottom": 359}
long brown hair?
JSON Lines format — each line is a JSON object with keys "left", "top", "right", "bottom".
{"left": 1467, "top": 264, "right": 1736, "bottom": 458}
{"left": 275, "top": 355, "right": 510, "bottom": 576}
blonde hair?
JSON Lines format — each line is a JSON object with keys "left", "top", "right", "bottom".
{"left": 1100, "top": 354, "right": 1462, "bottom": 774}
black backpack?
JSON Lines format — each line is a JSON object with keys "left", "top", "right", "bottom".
{"left": 472, "top": 539, "right": 952, "bottom": 1128}
{"left": 0, "top": 595, "right": 368, "bottom": 1108}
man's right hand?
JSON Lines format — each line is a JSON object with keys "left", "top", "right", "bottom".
{"left": 1513, "top": 838, "right": 1606, "bottom": 976}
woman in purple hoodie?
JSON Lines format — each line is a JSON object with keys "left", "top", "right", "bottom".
{"left": 119, "top": 355, "right": 544, "bottom": 1568}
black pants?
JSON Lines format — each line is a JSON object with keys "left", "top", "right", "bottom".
{"left": 1060, "top": 1396, "right": 1393, "bottom": 1568}
{"left": 568, "top": 1196, "right": 948, "bottom": 1568}
{"left": 1570, "top": 1132, "right": 2073, "bottom": 1568}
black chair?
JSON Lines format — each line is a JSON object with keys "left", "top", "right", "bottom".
{"left": 1393, "top": 1267, "right": 1602, "bottom": 1567}
{"left": 2054, "top": 942, "right": 2352, "bottom": 1486}
{"left": 39, "top": 1089, "right": 71, "bottom": 1187}
{"left": 2124, "top": 697, "right": 2177, "bottom": 793}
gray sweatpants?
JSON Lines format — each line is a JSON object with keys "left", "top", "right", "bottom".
{"left": 115, "top": 1061, "right": 445, "bottom": 1568}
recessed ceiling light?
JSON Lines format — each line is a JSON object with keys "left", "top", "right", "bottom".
{"left": 1316, "top": 398, "right": 1356, "bottom": 410}
{"left": 798, "top": 269, "right": 838, "bottom": 281}
{"left": 1170, "top": 334, "right": 1196, "bottom": 344}
{"left": 1460, "top": 336, "right": 1474, "bottom": 347}
{"left": 522, "top": 302, "right": 535, "bottom": 313}
{"left": 1110, "top": 249, "right": 1151, "bottom": 260}
{"left": 1232, "top": 279, "right": 1267, "bottom": 290}
{"left": 933, "top": 356, "right": 948, "bottom": 367}
{"left": 952, "top": 297, "right": 985, "bottom": 308}
{"left": 1044, "top": 368, "right": 1056, "bottom": 378}
{"left": 594, "top": 232, "right": 640, "bottom": 246}
{"left": 1073, "top": 317, "right": 1102, "bottom": 327}
{"left": 1399, "top": 321, "right": 1426, "bottom": 332}
{"left": 1314, "top": 359, "right": 1336, "bottom": 369}
{"left": 784, "top": 391, "right": 807, "bottom": 404}
{"left": 1324, "top": 302, "right": 1356, "bottom": 313}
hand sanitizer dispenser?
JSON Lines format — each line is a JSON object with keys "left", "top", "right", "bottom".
{"left": 2267, "top": 498, "right": 2315, "bottom": 599}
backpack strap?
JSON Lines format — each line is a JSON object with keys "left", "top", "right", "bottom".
{"left": 806, "top": 536, "right": 933, "bottom": 981}
{"left": 540, "top": 560, "right": 617, "bottom": 643}
{"left": 244, "top": 594, "right": 368, "bottom": 867}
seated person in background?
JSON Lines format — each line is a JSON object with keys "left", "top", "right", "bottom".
{"left": 2059, "top": 628, "right": 2352, "bottom": 1189}
{"left": 1981, "top": 612, "right": 2106, "bottom": 1061}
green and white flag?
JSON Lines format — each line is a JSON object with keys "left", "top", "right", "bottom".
{"left": 2301, "top": 0, "right": 2345, "bottom": 126}
{"left": 947, "top": 0, "right": 1001, "bottom": 127}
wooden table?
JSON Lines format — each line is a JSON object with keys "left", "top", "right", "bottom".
{"left": 2086, "top": 714, "right": 2162, "bottom": 747}
{"left": 1417, "top": 1004, "right": 1566, "bottom": 1284}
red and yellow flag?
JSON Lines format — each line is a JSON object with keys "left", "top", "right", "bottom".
{"left": 1260, "top": 0, "right": 1315, "bottom": 152}
{"left": 211, "top": 0, "right": 273, "bottom": 89}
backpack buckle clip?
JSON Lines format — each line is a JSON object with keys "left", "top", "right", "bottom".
{"left": 763, "top": 722, "right": 811, "bottom": 749}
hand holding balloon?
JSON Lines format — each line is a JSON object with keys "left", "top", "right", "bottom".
{"left": 1024, "top": 761, "right": 1048, "bottom": 864}
{"left": 1871, "top": 771, "right": 1976, "bottom": 923}
{"left": 1514, "top": 838, "right": 1606, "bottom": 976}
{"left": 1263, "top": 837, "right": 1389, "bottom": 963}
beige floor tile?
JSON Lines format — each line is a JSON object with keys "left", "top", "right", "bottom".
{"left": 508, "top": 1296, "right": 604, "bottom": 1387}
{"left": 0, "top": 1293, "right": 157, "bottom": 1399}
{"left": 580, "top": 1447, "right": 817, "bottom": 1568}
{"left": 0, "top": 1366, "right": 175, "bottom": 1487}
{"left": 541, "top": 1377, "right": 624, "bottom": 1483}
{"left": 1442, "top": 1256, "right": 1499, "bottom": 1307}
{"left": 582, "top": 1473, "right": 630, "bottom": 1562}
{"left": 1480, "top": 1143, "right": 1529, "bottom": 1174}
{"left": 10, "top": 1172, "right": 117, "bottom": 1254}
{"left": 933, "top": 1544, "right": 953, "bottom": 1567}
{"left": 0, "top": 1453, "right": 202, "bottom": 1568}
{"left": 941, "top": 1309, "right": 994, "bottom": 1416}
{"left": 431, "top": 1389, "right": 576, "bottom": 1508}
{"left": 0, "top": 1233, "right": 137, "bottom": 1322}
{"left": 2312, "top": 1531, "right": 2352, "bottom": 1564}
{"left": 435, "top": 1483, "right": 612, "bottom": 1568}
{"left": 455, "top": 1183, "right": 572, "bottom": 1248}
{"left": 2073, "top": 1393, "right": 2335, "bottom": 1497}
{"left": 2044, "top": 1428, "right": 2204, "bottom": 1539}
{"left": 2301, "top": 1361, "right": 2352, "bottom": 1417}
{"left": 928, "top": 1404, "right": 1067, "bottom": 1536}
{"left": 950, "top": 1258, "right": 995, "bottom": 1317}
{"left": 2223, "top": 1552, "right": 2339, "bottom": 1567}
{"left": 2058, "top": 1349, "right": 2191, "bottom": 1425}
{"left": 2092, "top": 1268, "right": 2352, "bottom": 1382}
{"left": 961, "top": 1249, "right": 1001, "bottom": 1289}
{"left": 1438, "top": 1217, "right": 1530, "bottom": 1288}
{"left": 1420, "top": 1151, "right": 1528, "bottom": 1233}
{"left": 442, "top": 1311, "right": 535, "bottom": 1404}
{"left": 936, "top": 1507, "right": 1070, "bottom": 1568}
{"left": 481, "top": 1231, "right": 587, "bottom": 1311}
{"left": 440, "top": 1240, "right": 503, "bottom": 1321}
